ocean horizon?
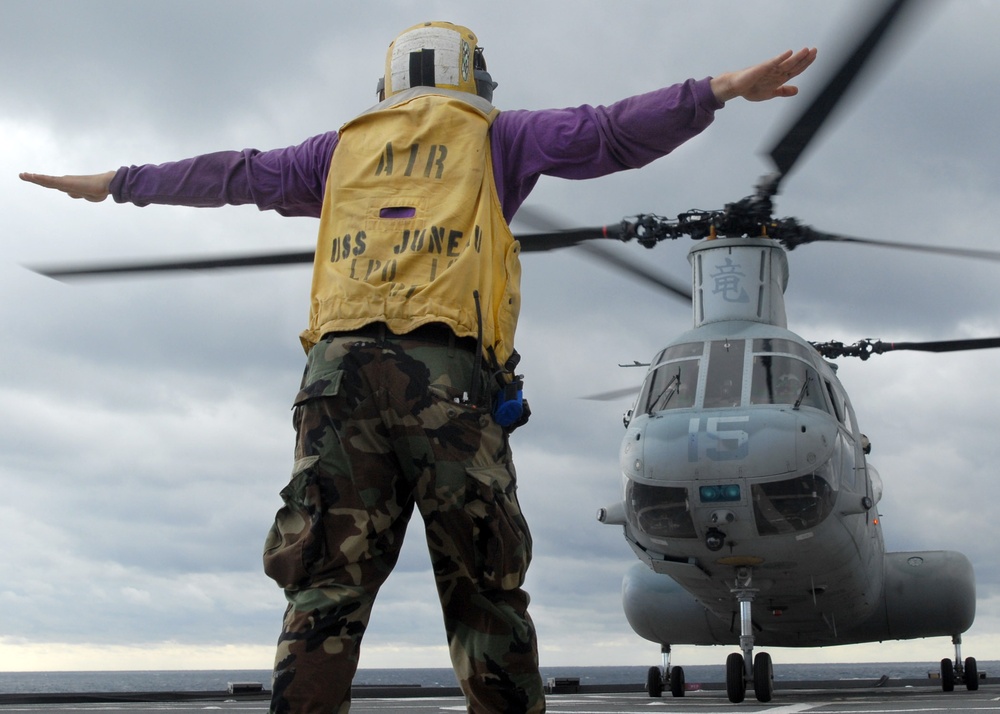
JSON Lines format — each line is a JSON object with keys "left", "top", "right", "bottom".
{"left": 2, "top": 661, "right": 992, "bottom": 694}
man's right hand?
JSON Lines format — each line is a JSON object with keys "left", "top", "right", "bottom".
{"left": 19, "top": 170, "right": 116, "bottom": 202}
{"left": 710, "top": 48, "right": 818, "bottom": 104}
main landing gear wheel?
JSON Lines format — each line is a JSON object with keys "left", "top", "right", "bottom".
{"left": 965, "top": 656, "right": 979, "bottom": 691}
{"left": 941, "top": 658, "right": 955, "bottom": 692}
{"left": 941, "top": 635, "right": 978, "bottom": 692}
{"left": 646, "top": 665, "right": 662, "bottom": 697}
{"left": 645, "top": 663, "right": 685, "bottom": 697}
{"left": 726, "top": 652, "right": 746, "bottom": 703}
{"left": 647, "top": 644, "right": 685, "bottom": 698}
{"left": 670, "top": 665, "right": 686, "bottom": 697}
{"left": 753, "top": 651, "right": 774, "bottom": 702}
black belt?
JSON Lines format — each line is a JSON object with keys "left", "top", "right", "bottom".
{"left": 324, "top": 322, "right": 478, "bottom": 352}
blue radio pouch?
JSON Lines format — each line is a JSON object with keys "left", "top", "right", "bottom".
{"left": 493, "top": 375, "right": 527, "bottom": 428}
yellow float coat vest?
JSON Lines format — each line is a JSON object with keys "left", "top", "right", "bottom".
{"left": 300, "top": 88, "right": 521, "bottom": 368}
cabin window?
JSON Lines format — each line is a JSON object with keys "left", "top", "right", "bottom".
{"left": 752, "top": 467, "right": 836, "bottom": 535}
{"left": 626, "top": 481, "right": 697, "bottom": 539}
{"left": 838, "top": 431, "right": 857, "bottom": 491}
{"left": 824, "top": 380, "right": 844, "bottom": 422}
{"left": 825, "top": 378, "right": 857, "bottom": 434}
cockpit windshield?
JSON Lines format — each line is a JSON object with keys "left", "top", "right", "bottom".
{"left": 638, "top": 343, "right": 702, "bottom": 415}
{"left": 703, "top": 340, "right": 745, "bottom": 408}
{"left": 637, "top": 338, "right": 830, "bottom": 414}
{"left": 750, "top": 340, "right": 827, "bottom": 410}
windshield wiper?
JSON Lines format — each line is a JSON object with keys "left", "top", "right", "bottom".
{"left": 651, "top": 372, "right": 681, "bottom": 412}
{"left": 793, "top": 374, "right": 813, "bottom": 410}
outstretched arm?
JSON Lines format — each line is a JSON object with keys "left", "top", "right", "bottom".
{"left": 20, "top": 132, "right": 338, "bottom": 217}
{"left": 19, "top": 171, "right": 116, "bottom": 202}
{"left": 710, "top": 48, "right": 818, "bottom": 103}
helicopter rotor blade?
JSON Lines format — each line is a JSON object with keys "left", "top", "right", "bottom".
{"left": 576, "top": 243, "right": 692, "bottom": 303}
{"left": 581, "top": 385, "right": 641, "bottom": 402}
{"left": 29, "top": 250, "right": 317, "bottom": 280}
{"left": 765, "top": 0, "right": 919, "bottom": 193}
{"left": 516, "top": 227, "right": 621, "bottom": 252}
{"left": 814, "top": 336, "right": 1000, "bottom": 359}
{"left": 884, "top": 337, "right": 1000, "bottom": 354}
{"left": 512, "top": 205, "right": 624, "bottom": 252}
{"left": 511, "top": 204, "right": 567, "bottom": 233}
{"left": 512, "top": 204, "right": 691, "bottom": 300}
{"left": 27, "top": 223, "right": 620, "bottom": 279}
{"left": 787, "top": 227, "right": 1000, "bottom": 263}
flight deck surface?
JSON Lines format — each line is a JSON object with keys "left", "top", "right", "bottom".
{"left": 2, "top": 681, "right": 996, "bottom": 714}
{"left": 350, "top": 686, "right": 997, "bottom": 713}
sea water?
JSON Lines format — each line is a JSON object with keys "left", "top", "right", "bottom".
{"left": 2, "top": 661, "right": 992, "bottom": 694}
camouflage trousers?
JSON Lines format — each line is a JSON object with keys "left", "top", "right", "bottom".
{"left": 262, "top": 330, "right": 544, "bottom": 713}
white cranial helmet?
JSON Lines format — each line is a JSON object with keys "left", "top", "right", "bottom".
{"left": 377, "top": 21, "right": 497, "bottom": 102}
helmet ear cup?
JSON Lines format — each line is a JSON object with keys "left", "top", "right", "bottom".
{"left": 472, "top": 46, "right": 497, "bottom": 101}
{"left": 474, "top": 70, "right": 497, "bottom": 102}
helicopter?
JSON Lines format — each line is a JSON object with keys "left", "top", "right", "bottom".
{"left": 23, "top": 0, "right": 1000, "bottom": 702}
{"left": 514, "top": 0, "right": 997, "bottom": 704}
{"left": 596, "top": 233, "right": 982, "bottom": 703}
{"left": 569, "top": 0, "right": 998, "bottom": 704}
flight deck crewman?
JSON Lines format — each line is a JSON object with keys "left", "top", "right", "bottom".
{"left": 21, "top": 21, "right": 816, "bottom": 714}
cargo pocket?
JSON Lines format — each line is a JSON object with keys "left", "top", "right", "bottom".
{"left": 293, "top": 367, "right": 345, "bottom": 407}
{"left": 264, "top": 369, "right": 347, "bottom": 589}
{"left": 466, "top": 464, "right": 532, "bottom": 592}
{"left": 262, "top": 454, "right": 324, "bottom": 591}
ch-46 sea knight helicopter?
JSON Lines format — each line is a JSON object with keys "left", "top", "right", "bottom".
{"left": 529, "top": 0, "right": 998, "bottom": 705}
{"left": 27, "top": 0, "right": 1000, "bottom": 705}
{"left": 578, "top": 0, "right": 1000, "bottom": 704}
{"left": 595, "top": 235, "right": 985, "bottom": 705}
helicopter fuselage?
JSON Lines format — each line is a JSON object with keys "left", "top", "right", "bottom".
{"left": 601, "top": 238, "right": 974, "bottom": 651}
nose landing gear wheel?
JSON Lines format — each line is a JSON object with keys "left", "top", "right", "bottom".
{"left": 753, "top": 651, "right": 774, "bottom": 702}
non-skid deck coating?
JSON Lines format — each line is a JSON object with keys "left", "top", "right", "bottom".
{"left": 1, "top": 679, "right": 996, "bottom": 714}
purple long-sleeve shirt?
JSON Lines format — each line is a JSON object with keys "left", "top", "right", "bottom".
{"left": 111, "top": 78, "right": 722, "bottom": 223}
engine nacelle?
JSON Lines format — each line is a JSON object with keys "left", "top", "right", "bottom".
{"left": 621, "top": 562, "right": 736, "bottom": 646}
{"left": 620, "top": 551, "right": 977, "bottom": 649}
{"left": 882, "top": 550, "right": 976, "bottom": 640}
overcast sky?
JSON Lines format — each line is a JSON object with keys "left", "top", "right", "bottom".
{"left": 3, "top": 0, "right": 1000, "bottom": 678}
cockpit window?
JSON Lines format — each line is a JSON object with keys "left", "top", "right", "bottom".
{"left": 752, "top": 338, "right": 817, "bottom": 361}
{"left": 640, "top": 361, "right": 699, "bottom": 413}
{"left": 653, "top": 342, "right": 705, "bottom": 364}
{"left": 750, "top": 354, "right": 827, "bottom": 410}
{"left": 638, "top": 343, "right": 703, "bottom": 415}
{"left": 703, "top": 340, "right": 745, "bottom": 408}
